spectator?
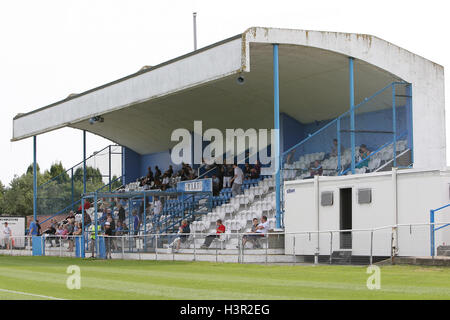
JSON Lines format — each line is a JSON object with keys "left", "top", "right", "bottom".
{"left": 201, "top": 219, "right": 225, "bottom": 249}
{"left": 285, "top": 150, "right": 295, "bottom": 165}
{"left": 240, "top": 218, "right": 263, "bottom": 249}
{"left": 169, "top": 220, "right": 190, "bottom": 252}
{"left": 104, "top": 222, "right": 113, "bottom": 259}
{"left": 73, "top": 222, "right": 82, "bottom": 236}
{"left": 132, "top": 210, "right": 140, "bottom": 235}
{"left": 77, "top": 199, "right": 91, "bottom": 214}
{"left": 153, "top": 197, "right": 162, "bottom": 221}
{"left": 309, "top": 160, "right": 323, "bottom": 177}
{"left": 161, "top": 173, "right": 170, "bottom": 190}
{"left": 165, "top": 165, "right": 174, "bottom": 178}
{"left": 222, "top": 163, "right": 233, "bottom": 188}
{"left": 250, "top": 160, "right": 261, "bottom": 179}
{"left": 43, "top": 220, "right": 57, "bottom": 246}
{"left": 66, "top": 210, "right": 75, "bottom": 220}
{"left": 83, "top": 210, "right": 92, "bottom": 226}
{"left": 330, "top": 138, "right": 344, "bottom": 157}
{"left": 67, "top": 218, "right": 75, "bottom": 252}
{"left": 107, "top": 216, "right": 115, "bottom": 232}
{"left": 255, "top": 215, "right": 269, "bottom": 235}
{"left": 88, "top": 223, "right": 101, "bottom": 257}
{"left": 36, "top": 219, "right": 41, "bottom": 236}
{"left": 115, "top": 221, "right": 125, "bottom": 236}
{"left": 117, "top": 202, "right": 125, "bottom": 223}
{"left": 154, "top": 166, "right": 162, "bottom": 181}
{"left": 212, "top": 175, "right": 221, "bottom": 196}
{"left": 357, "top": 144, "right": 371, "bottom": 168}
{"left": 29, "top": 218, "right": 38, "bottom": 237}
{"left": 244, "top": 163, "right": 253, "bottom": 180}
{"left": 230, "top": 164, "right": 244, "bottom": 197}
{"left": 141, "top": 167, "right": 153, "bottom": 186}
{"left": 3, "top": 222, "right": 11, "bottom": 250}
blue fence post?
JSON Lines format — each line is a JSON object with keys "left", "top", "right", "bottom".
{"left": 430, "top": 209, "right": 435, "bottom": 257}
{"left": 143, "top": 193, "right": 146, "bottom": 252}
{"left": 349, "top": 57, "right": 355, "bottom": 174}
{"left": 33, "top": 135, "right": 37, "bottom": 220}
{"left": 71, "top": 168, "right": 74, "bottom": 210}
{"left": 83, "top": 130, "right": 87, "bottom": 194}
{"left": 81, "top": 196, "right": 85, "bottom": 258}
{"left": 94, "top": 192, "right": 98, "bottom": 257}
{"left": 337, "top": 117, "right": 341, "bottom": 172}
{"left": 392, "top": 83, "right": 397, "bottom": 167}
{"left": 273, "top": 43, "right": 281, "bottom": 229}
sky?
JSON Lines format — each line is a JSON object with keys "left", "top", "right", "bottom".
{"left": 0, "top": 0, "right": 449, "bottom": 185}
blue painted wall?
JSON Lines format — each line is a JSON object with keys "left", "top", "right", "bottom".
{"left": 123, "top": 105, "right": 411, "bottom": 182}
{"left": 280, "top": 112, "right": 306, "bottom": 153}
{"left": 290, "top": 106, "right": 408, "bottom": 156}
{"left": 140, "top": 150, "right": 181, "bottom": 177}
{"left": 123, "top": 147, "right": 141, "bottom": 184}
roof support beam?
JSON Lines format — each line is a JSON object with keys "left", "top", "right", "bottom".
{"left": 273, "top": 44, "right": 282, "bottom": 229}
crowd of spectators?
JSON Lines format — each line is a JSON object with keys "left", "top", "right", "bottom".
{"left": 203, "top": 160, "right": 262, "bottom": 196}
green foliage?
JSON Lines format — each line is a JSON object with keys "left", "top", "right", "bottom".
{"left": 1, "top": 162, "right": 113, "bottom": 217}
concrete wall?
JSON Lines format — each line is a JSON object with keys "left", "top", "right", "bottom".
{"left": 284, "top": 169, "right": 450, "bottom": 257}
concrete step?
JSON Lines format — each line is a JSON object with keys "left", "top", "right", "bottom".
{"left": 114, "top": 252, "right": 306, "bottom": 264}
{"left": 437, "top": 245, "right": 450, "bottom": 256}
{"left": 381, "top": 256, "right": 450, "bottom": 266}
{"left": 156, "top": 248, "right": 285, "bottom": 255}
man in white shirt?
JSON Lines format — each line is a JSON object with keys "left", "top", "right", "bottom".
{"left": 230, "top": 164, "right": 244, "bottom": 197}
{"left": 255, "top": 216, "right": 269, "bottom": 234}
{"left": 3, "top": 222, "right": 11, "bottom": 250}
{"left": 153, "top": 196, "right": 162, "bottom": 219}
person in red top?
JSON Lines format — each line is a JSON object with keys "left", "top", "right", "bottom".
{"left": 201, "top": 219, "right": 225, "bottom": 249}
{"left": 77, "top": 200, "right": 91, "bottom": 213}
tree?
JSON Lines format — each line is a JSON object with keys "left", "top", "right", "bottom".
{"left": 0, "top": 181, "right": 5, "bottom": 213}
{"left": 2, "top": 162, "right": 113, "bottom": 217}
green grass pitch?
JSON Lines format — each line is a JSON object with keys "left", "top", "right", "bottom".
{"left": 0, "top": 256, "right": 449, "bottom": 300}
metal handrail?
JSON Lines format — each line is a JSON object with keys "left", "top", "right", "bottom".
{"left": 37, "top": 144, "right": 121, "bottom": 189}
{"left": 282, "top": 81, "right": 410, "bottom": 158}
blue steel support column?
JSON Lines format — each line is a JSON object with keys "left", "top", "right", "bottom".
{"left": 273, "top": 44, "right": 281, "bottom": 229}
{"left": 406, "top": 84, "right": 413, "bottom": 164}
{"left": 392, "top": 83, "right": 397, "bottom": 167}
{"left": 430, "top": 210, "right": 435, "bottom": 257}
{"left": 71, "top": 168, "right": 75, "bottom": 210}
{"left": 94, "top": 193, "right": 98, "bottom": 257}
{"left": 83, "top": 130, "right": 87, "bottom": 194}
{"left": 337, "top": 118, "right": 341, "bottom": 172}
{"left": 33, "top": 136, "right": 37, "bottom": 220}
{"left": 143, "top": 194, "right": 147, "bottom": 252}
{"left": 349, "top": 58, "right": 356, "bottom": 174}
{"left": 81, "top": 196, "right": 85, "bottom": 258}
{"left": 108, "top": 145, "right": 112, "bottom": 192}
{"left": 121, "top": 147, "right": 125, "bottom": 185}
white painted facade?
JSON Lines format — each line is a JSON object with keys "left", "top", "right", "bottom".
{"left": 284, "top": 169, "right": 450, "bottom": 257}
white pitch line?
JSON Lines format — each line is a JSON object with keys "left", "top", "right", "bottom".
{"left": 0, "top": 288, "right": 66, "bottom": 300}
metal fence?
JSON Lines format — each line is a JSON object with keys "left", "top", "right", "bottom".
{"left": 1, "top": 221, "right": 448, "bottom": 265}
{"left": 36, "top": 145, "right": 123, "bottom": 217}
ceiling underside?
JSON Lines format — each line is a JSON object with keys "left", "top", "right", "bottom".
{"left": 71, "top": 43, "right": 403, "bottom": 155}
